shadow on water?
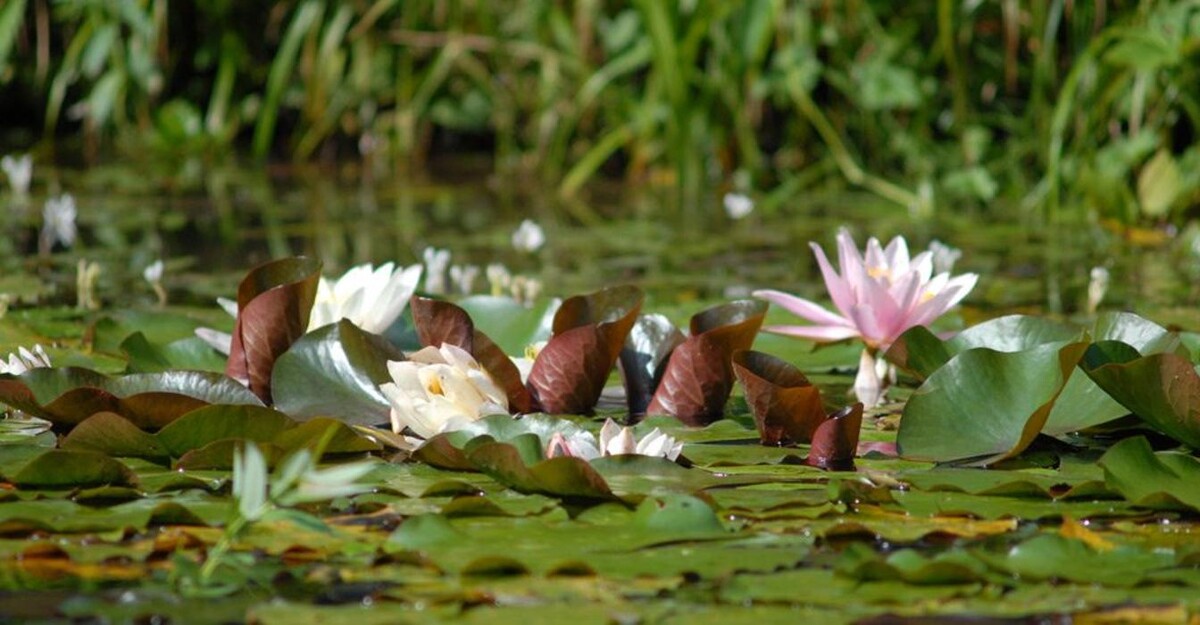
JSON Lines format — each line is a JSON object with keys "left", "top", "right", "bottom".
{"left": 2, "top": 155, "right": 1199, "bottom": 327}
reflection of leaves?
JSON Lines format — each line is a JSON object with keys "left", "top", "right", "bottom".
{"left": 647, "top": 300, "right": 766, "bottom": 425}
{"left": 528, "top": 286, "right": 643, "bottom": 415}
{"left": 226, "top": 257, "right": 322, "bottom": 403}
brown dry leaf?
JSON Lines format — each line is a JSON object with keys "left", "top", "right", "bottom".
{"left": 1059, "top": 516, "right": 1116, "bottom": 552}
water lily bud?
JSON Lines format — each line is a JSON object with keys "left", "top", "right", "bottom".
{"left": 42, "top": 194, "right": 77, "bottom": 251}
{"left": 1, "top": 154, "right": 32, "bottom": 196}
{"left": 486, "top": 263, "right": 512, "bottom": 296}
{"left": 1087, "top": 267, "right": 1110, "bottom": 315}
{"left": 449, "top": 264, "right": 479, "bottom": 295}
{"left": 422, "top": 247, "right": 451, "bottom": 295}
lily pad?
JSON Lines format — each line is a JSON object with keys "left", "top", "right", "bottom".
{"left": 732, "top": 350, "right": 825, "bottom": 444}
{"left": 897, "top": 341, "right": 1088, "bottom": 463}
{"left": 1096, "top": 436, "right": 1200, "bottom": 511}
{"left": 1082, "top": 342, "right": 1200, "bottom": 448}
{"left": 270, "top": 320, "right": 405, "bottom": 425}
{"left": 155, "top": 404, "right": 294, "bottom": 457}
{"left": 9, "top": 450, "right": 137, "bottom": 488}
{"left": 527, "top": 285, "right": 643, "bottom": 414}
{"left": 226, "top": 257, "right": 322, "bottom": 403}
{"left": 646, "top": 300, "right": 767, "bottom": 425}
{"left": 59, "top": 411, "right": 171, "bottom": 462}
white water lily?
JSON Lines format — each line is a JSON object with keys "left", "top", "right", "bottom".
{"left": 380, "top": 343, "right": 509, "bottom": 441}
{"left": 42, "top": 194, "right": 77, "bottom": 249}
{"left": 929, "top": 239, "right": 963, "bottom": 274}
{"left": 0, "top": 344, "right": 51, "bottom": 375}
{"left": 511, "top": 219, "right": 545, "bottom": 253}
{"left": 486, "top": 263, "right": 512, "bottom": 296}
{"left": 309, "top": 262, "right": 423, "bottom": 333}
{"left": 1, "top": 154, "right": 32, "bottom": 196}
{"left": 143, "top": 260, "right": 164, "bottom": 284}
{"left": 510, "top": 275, "right": 543, "bottom": 306}
{"left": 197, "top": 263, "right": 421, "bottom": 354}
{"left": 723, "top": 192, "right": 754, "bottom": 219}
{"left": 545, "top": 418, "right": 683, "bottom": 461}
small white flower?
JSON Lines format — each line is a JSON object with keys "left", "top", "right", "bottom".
{"left": 510, "top": 275, "right": 543, "bottom": 306}
{"left": 929, "top": 239, "right": 963, "bottom": 275}
{"left": 723, "top": 193, "right": 754, "bottom": 220}
{"left": 486, "top": 263, "right": 512, "bottom": 296}
{"left": 143, "top": 260, "right": 164, "bottom": 284}
{"left": 449, "top": 264, "right": 479, "bottom": 295}
{"left": 1, "top": 154, "right": 32, "bottom": 196}
{"left": 380, "top": 343, "right": 510, "bottom": 441}
{"left": 309, "top": 262, "right": 423, "bottom": 333}
{"left": 511, "top": 219, "right": 546, "bottom": 253}
{"left": 545, "top": 419, "right": 683, "bottom": 461}
{"left": 43, "top": 194, "right": 77, "bottom": 248}
{"left": 423, "top": 247, "right": 451, "bottom": 295}
{"left": 0, "top": 344, "right": 51, "bottom": 375}
{"left": 1087, "top": 266, "right": 1110, "bottom": 315}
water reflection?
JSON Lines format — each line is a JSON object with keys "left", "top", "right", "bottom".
{"left": 2, "top": 159, "right": 1196, "bottom": 327}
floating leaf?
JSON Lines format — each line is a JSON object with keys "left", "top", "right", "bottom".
{"left": 806, "top": 403, "right": 863, "bottom": 470}
{"left": 60, "top": 412, "right": 171, "bottom": 462}
{"left": 120, "top": 332, "right": 227, "bottom": 373}
{"left": 732, "top": 350, "right": 825, "bottom": 445}
{"left": 226, "top": 257, "right": 322, "bottom": 403}
{"left": 527, "top": 285, "right": 643, "bottom": 414}
{"left": 647, "top": 300, "right": 766, "bottom": 425}
{"left": 886, "top": 315, "right": 1081, "bottom": 380}
{"left": 619, "top": 314, "right": 686, "bottom": 417}
{"left": 897, "top": 341, "right": 1088, "bottom": 463}
{"left": 155, "top": 404, "right": 294, "bottom": 457}
{"left": 0, "top": 367, "right": 263, "bottom": 429}
{"left": 1097, "top": 436, "right": 1200, "bottom": 511}
{"left": 9, "top": 450, "right": 137, "bottom": 488}
{"left": 1082, "top": 342, "right": 1200, "bottom": 448}
{"left": 274, "top": 417, "right": 382, "bottom": 454}
{"left": 270, "top": 320, "right": 405, "bottom": 425}
{"left": 467, "top": 442, "right": 617, "bottom": 502}
{"left": 410, "top": 296, "right": 533, "bottom": 413}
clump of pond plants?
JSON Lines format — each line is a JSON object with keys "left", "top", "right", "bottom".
{"left": 0, "top": 233, "right": 1199, "bottom": 623}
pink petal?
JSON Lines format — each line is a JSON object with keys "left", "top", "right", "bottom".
{"left": 753, "top": 289, "right": 850, "bottom": 328}
{"left": 847, "top": 304, "right": 889, "bottom": 347}
{"left": 761, "top": 324, "right": 861, "bottom": 342}
{"left": 883, "top": 236, "right": 911, "bottom": 271}
{"left": 810, "top": 242, "right": 854, "bottom": 317}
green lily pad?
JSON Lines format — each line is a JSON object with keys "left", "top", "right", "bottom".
{"left": 270, "top": 320, "right": 404, "bottom": 425}
{"left": 59, "top": 411, "right": 172, "bottom": 462}
{"left": 155, "top": 404, "right": 294, "bottom": 457}
{"left": 1097, "top": 436, "right": 1200, "bottom": 511}
{"left": 1082, "top": 342, "right": 1200, "bottom": 448}
{"left": 9, "top": 450, "right": 137, "bottom": 488}
{"left": 897, "top": 341, "right": 1088, "bottom": 463}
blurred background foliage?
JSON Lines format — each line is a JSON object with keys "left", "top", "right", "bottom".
{"left": 1, "top": 0, "right": 1199, "bottom": 221}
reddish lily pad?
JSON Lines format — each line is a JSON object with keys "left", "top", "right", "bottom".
{"left": 410, "top": 296, "right": 534, "bottom": 413}
{"left": 646, "top": 300, "right": 767, "bottom": 425}
{"left": 527, "top": 285, "right": 644, "bottom": 415}
{"left": 226, "top": 256, "right": 322, "bottom": 403}
{"left": 806, "top": 403, "right": 864, "bottom": 471}
{"left": 732, "top": 350, "right": 826, "bottom": 445}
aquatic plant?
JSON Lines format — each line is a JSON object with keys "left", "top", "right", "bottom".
{"left": 380, "top": 343, "right": 510, "bottom": 444}
{"left": 755, "top": 230, "right": 977, "bottom": 406}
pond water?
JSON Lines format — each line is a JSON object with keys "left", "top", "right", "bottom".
{"left": 4, "top": 155, "right": 1199, "bottom": 329}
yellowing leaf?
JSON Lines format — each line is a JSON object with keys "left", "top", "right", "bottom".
{"left": 1137, "top": 149, "right": 1182, "bottom": 218}
{"left": 1059, "top": 516, "right": 1115, "bottom": 552}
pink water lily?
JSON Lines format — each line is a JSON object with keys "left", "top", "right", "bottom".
{"left": 754, "top": 230, "right": 977, "bottom": 350}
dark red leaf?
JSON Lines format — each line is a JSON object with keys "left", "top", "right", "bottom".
{"left": 409, "top": 296, "right": 534, "bottom": 413}
{"left": 619, "top": 314, "right": 686, "bottom": 417}
{"left": 732, "top": 350, "right": 826, "bottom": 445}
{"left": 806, "top": 402, "right": 864, "bottom": 471}
{"left": 646, "top": 300, "right": 767, "bottom": 426}
{"left": 527, "top": 286, "right": 644, "bottom": 414}
{"left": 226, "top": 257, "right": 322, "bottom": 403}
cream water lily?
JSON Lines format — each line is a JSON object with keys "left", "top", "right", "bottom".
{"left": 198, "top": 262, "right": 421, "bottom": 354}
{"left": 755, "top": 230, "right": 977, "bottom": 406}
{"left": 380, "top": 343, "right": 509, "bottom": 442}
{"left": 545, "top": 418, "right": 683, "bottom": 461}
